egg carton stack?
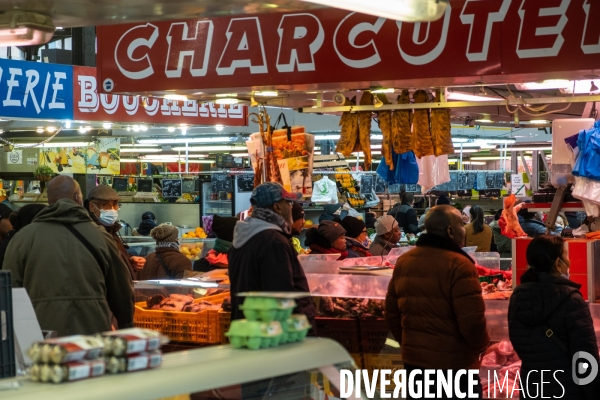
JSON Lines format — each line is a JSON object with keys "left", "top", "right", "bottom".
{"left": 226, "top": 293, "right": 311, "bottom": 350}
{"left": 27, "top": 328, "right": 168, "bottom": 383}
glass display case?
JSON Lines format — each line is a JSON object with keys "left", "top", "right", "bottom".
{"left": 201, "top": 180, "right": 233, "bottom": 218}
{"left": 1, "top": 339, "right": 360, "bottom": 400}
{"left": 123, "top": 237, "right": 215, "bottom": 259}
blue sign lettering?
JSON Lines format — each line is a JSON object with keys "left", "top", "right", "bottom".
{"left": 0, "top": 58, "right": 73, "bottom": 120}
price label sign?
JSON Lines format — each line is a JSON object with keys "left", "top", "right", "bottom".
{"left": 511, "top": 174, "right": 526, "bottom": 196}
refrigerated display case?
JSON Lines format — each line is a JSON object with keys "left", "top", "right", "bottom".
{"left": 1, "top": 339, "right": 359, "bottom": 400}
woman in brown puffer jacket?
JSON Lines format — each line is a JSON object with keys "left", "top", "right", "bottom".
{"left": 138, "top": 224, "right": 191, "bottom": 280}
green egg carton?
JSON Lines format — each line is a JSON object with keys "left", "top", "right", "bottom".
{"left": 239, "top": 297, "right": 296, "bottom": 322}
{"left": 225, "top": 320, "right": 284, "bottom": 350}
{"left": 280, "top": 314, "right": 311, "bottom": 344}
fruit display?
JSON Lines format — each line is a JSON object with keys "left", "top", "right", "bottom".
{"left": 303, "top": 219, "right": 314, "bottom": 228}
{"left": 182, "top": 227, "right": 207, "bottom": 239}
{"left": 334, "top": 169, "right": 366, "bottom": 208}
{"left": 180, "top": 243, "right": 202, "bottom": 261}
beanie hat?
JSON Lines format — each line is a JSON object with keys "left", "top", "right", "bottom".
{"left": 436, "top": 194, "right": 450, "bottom": 205}
{"left": 292, "top": 202, "right": 305, "bottom": 222}
{"left": 375, "top": 215, "right": 397, "bottom": 236}
{"left": 150, "top": 224, "right": 179, "bottom": 243}
{"left": 211, "top": 215, "right": 237, "bottom": 242}
{"left": 317, "top": 220, "right": 346, "bottom": 244}
{"left": 340, "top": 216, "right": 366, "bottom": 238}
{"left": 142, "top": 211, "right": 156, "bottom": 221}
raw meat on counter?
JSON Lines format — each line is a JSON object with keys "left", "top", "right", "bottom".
{"left": 475, "top": 264, "right": 512, "bottom": 280}
{"left": 145, "top": 294, "right": 222, "bottom": 312}
{"left": 480, "top": 341, "right": 521, "bottom": 399}
{"left": 315, "top": 297, "right": 385, "bottom": 319}
{"left": 499, "top": 194, "right": 527, "bottom": 239}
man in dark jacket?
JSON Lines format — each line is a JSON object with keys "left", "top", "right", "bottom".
{"left": 85, "top": 185, "right": 145, "bottom": 279}
{"left": 228, "top": 182, "right": 316, "bottom": 332}
{"left": 518, "top": 208, "right": 548, "bottom": 238}
{"left": 388, "top": 192, "right": 420, "bottom": 234}
{"left": 5, "top": 176, "right": 134, "bottom": 336}
{"left": 386, "top": 205, "right": 489, "bottom": 394}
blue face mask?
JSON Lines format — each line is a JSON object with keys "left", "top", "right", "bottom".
{"left": 98, "top": 209, "right": 119, "bottom": 226}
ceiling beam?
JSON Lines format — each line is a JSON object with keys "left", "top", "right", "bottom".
{"left": 299, "top": 94, "right": 600, "bottom": 113}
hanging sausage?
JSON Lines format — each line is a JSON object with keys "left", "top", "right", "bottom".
{"left": 412, "top": 90, "right": 434, "bottom": 158}
{"left": 376, "top": 93, "right": 394, "bottom": 170}
{"left": 335, "top": 96, "right": 358, "bottom": 157}
{"left": 392, "top": 90, "right": 412, "bottom": 155}
{"left": 430, "top": 90, "right": 455, "bottom": 156}
{"left": 359, "top": 91, "right": 373, "bottom": 171}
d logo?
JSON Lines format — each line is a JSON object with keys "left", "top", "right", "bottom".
{"left": 572, "top": 351, "right": 599, "bottom": 385}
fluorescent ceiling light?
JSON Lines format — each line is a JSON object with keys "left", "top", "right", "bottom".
{"left": 447, "top": 90, "right": 502, "bottom": 102}
{"left": 452, "top": 138, "right": 469, "bottom": 143}
{"left": 216, "top": 93, "right": 237, "bottom": 98}
{"left": 215, "top": 98, "right": 239, "bottom": 105}
{"left": 515, "top": 80, "right": 571, "bottom": 90}
{"left": 215, "top": 125, "right": 224, "bottom": 131}
{"left": 453, "top": 149, "right": 480, "bottom": 153}
{"left": 0, "top": 11, "right": 55, "bottom": 46}
{"left": 254, "top": 91, "right": 278, "bottom": 97}
{"left": 502, "top": 146, "right": 552, "bottom": 151}
{"left": 371, "top": 88, "right": 395, "bottom": 94}
{"left": 472, "top": 156, "right": 532, "bottom": 161}
{"left": 461, "top": 161, "right": 487, "bottom": 165}
{"left": 528, "top": 120, "right": 549, "bottom": 124}
{"left": 121, "top": 144, "right": 158, "bottom": 147}
{"left": 119, "top": 148, "right": 162, "bottom": 153}
{"left": 559, "top": 80, "right": 600, "bottom": 94}
{"left": 164, "top": 94, "right": 188, "bottom": 101}
{"left": 121, "top": 158, "right": 213, "bottom": 164}
{"left": 139, "top": 138, "right": 235, "bottom": 144}
{"left": 302, "top": 0, "right": 448, "bottom": 22}
{"left": 475, "top": 119, "right": 493, "bottom": 123}
{"left": 16, "top": 142, "right": 93, "bottom": 148}
{"left": 172, "top": 146, "right": 243, "bottom": 151}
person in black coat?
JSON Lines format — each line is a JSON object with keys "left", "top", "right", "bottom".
{"left": 508, "top": 235, "right": 599, "bottom": 399}
{"left": 0, "top": 204, "right": 45, "bottom": 270}
{"left": 228, "top": 182, "right": 316, "bottom": 334}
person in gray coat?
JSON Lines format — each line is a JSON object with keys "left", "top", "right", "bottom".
{"left": 370, "top": 215, "right": 401, "bottom": 256}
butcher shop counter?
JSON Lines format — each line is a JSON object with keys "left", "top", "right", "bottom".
{"left": 0, "top": 339, "right": 359, "bottom": 400}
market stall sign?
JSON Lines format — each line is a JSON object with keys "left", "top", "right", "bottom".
{"left": 73, "top": 66, "right": 247, "bottom": 126}
{"left": 162, "top": 179, "right": 183, "bottom": 198}
{"left": 0, "top": 58, "right": 72, "bottom": 120}
{"left": 237, "top": 174, "right": 254, "bottom": 192}
{"left": 96, "top": 0, "right": 600, "bottom": 93}
{"left": 211, "top": 173, "right": 233, "bottom": 193}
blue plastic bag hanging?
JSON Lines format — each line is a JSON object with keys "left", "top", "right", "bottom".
{"left": 573, "top": 121, "right": 600, "bottom": 180}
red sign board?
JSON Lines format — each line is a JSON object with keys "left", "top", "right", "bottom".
{"left": 97, "top": 0, "right": 600, "bottom": 93}
{"left": 72, "top": 66, "right": 247, "bottom": 125}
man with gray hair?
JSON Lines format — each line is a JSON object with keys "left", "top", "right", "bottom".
{"left": 5, "top": 175, "right": 134, "bottom": 336}
{"left": 386, "top": 205, "right": 489, "bottom": 397}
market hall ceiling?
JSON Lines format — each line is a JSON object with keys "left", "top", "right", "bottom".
{"left": 0, "top": 0, "right": 325, "bottom": 28}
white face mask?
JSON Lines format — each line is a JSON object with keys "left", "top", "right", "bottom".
{"left": 98, "top": 209, "right": 119, "bottom": 226}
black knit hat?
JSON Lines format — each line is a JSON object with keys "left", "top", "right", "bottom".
{"left": 340, "top": 216, "right": 366, "bottom": 239}
{"left": 292, "top": 202, "right": 305, "bottom": 222}
{"left": 0, "top": 203, "right": 13, "bottom": 220}
{"left": 212, "top": 215, "right": 237, "bottom": 242}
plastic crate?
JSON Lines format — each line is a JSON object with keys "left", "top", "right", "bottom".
{"left": 134, "top": 292, "right": 229, "bottom": 344}
{"left": 360, "top": 318, "right": 400, "bottom": 354}
{"left": 351, "top": 353, "right": 363, "bottom": 369}
{"left": 363, "top": 353, "right": 404, "bottom": 393}
{"left": 315, "top": 317, "right": 361, "bottom": 353}
{"left": 219, "top": 311, "right": 231, "bottom": 344}
{"left": 0, "top": 271, "right": 15, "bottom": 378}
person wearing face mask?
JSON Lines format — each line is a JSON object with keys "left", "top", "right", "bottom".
{"left": 340, "top": 216, "right": 373, "bottom": 258}
{"left": 508, "top": 235, "right": 599, "bottom": 399}
{"left": 305, "top": 220, "right": 349, "bottom": 260}
{"left": 370, "top": 215, "right": 401, "bottom": 256}
{"left": 138, "top": 224, "right": 191, "bottom": 280}
{"left": 85, "top": 185, "right": 145, "bottom": 279}
{"left": 4, "top": 176, "right": 134, "bottom": 336}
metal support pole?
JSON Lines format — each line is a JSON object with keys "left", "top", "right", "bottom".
{"left": 511, "top": 151, "right": 518, "bottom": 174}
{"left": 71, "top": 27, "right": 96, "bottom": 67}
{"left": 185, "top": 142, "right": 189, "bottom": 174}
{"left": 531, "top": 150, "right": 540, "bottom": 192}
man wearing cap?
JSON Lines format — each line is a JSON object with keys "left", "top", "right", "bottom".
{"left": 290, "top": 202, "right": 306, "bottom": 254}
{"left": 85, "top": 185, "right": 145, "bottom": 279}
{"left": 228, "top": 182, "right": 316, "bottom": 332}
{"left": 5, "top": 176, "right": 134, "bottom": 336}
{"left": 370, "top": 215, "right": 401, "bottom": 256}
